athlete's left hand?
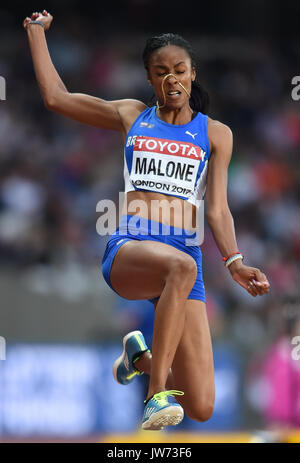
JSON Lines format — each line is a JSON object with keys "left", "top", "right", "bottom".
{"left": 229, "top": 263, "right": 270, "bottom": 297}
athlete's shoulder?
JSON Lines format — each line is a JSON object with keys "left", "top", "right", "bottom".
{"left": 115, "top": 99, "right": 149, "bottom": 137}
{"left": 115, "top": 99, "right": 148, "bottom": 112}
{"left": 207, "top": 117, "right": 232, "bottom": 137}
{"left": 207, "top": 117, "right": 233, "bottom": 152}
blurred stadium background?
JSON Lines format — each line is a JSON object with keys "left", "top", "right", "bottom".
{"left": 0, "top": 0, "right": 299, "bottom": 443}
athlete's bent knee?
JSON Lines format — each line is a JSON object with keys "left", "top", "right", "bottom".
{"left": 167, "top": 254, "right": 197, "bottom": 284}
{"left": 185, "top": 401, "right": 214, "bottom": 422}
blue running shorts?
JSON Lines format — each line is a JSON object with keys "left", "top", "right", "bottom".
{"left": 101, "top": 215, "right": 206, "bottom": 304}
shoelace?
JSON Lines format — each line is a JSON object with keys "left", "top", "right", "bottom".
{"left": 126, "top": 370, "right": 141, "bottom": 380}
{"left": 126, "top": 349, "right": 151, "bottom": 380}
{"left": 144, "top": 390, "right": 184, "bottom": 405}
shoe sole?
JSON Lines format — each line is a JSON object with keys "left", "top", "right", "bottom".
{"left": 142, "top": 406, "right": 184, "bottom": 431}
{"left": 113, "top": 330, "right": 144, "bottom": 385}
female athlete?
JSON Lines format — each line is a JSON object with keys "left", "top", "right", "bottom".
{"left": 24, "top": 10, "right": 270, "bottom": 431}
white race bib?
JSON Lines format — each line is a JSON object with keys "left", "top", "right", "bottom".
{"left": 130, "top": 136, "right": 205, "bottom": 198}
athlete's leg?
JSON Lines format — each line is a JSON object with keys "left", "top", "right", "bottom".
{"left": 110, "top": 240, "right": 197, "bottom": 400}
{"left": 135, "top": 299, "right": 215, "bottom": 422}
{"left": 134, "top": 350, "right": 175, "bottom": 388}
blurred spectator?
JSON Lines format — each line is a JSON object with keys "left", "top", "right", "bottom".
{"left": 246, "top": 296, "right": 300, "bottom": 428}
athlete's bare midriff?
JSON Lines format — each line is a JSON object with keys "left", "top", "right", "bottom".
{"left": 122, "top": 190, "right": 198, "bottom": 230}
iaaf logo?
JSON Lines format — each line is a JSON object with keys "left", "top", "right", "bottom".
{"left": 127, "top": 135, "right": 206, "bottom": 161}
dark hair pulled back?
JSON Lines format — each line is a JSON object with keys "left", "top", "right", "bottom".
{"left": 142, "top": 33, "right": 209, "bottom": 115}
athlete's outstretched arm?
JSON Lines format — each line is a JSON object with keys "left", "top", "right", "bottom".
{"left": 23, "top": 10, "right": 146, "bottom": 132}
{"left": 205, "top": 120, "right": 270, "bottom": 297}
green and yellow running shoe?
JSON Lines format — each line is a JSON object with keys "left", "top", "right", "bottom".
{"left": 142, "top": 390, "right": 184, "bottom": 430}
{"left": 113, "top": 330, "right": 150, "bottom": 385}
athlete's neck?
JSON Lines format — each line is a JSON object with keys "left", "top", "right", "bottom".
{"left": 155, "top": 106, "right": 195, "bottom": 125}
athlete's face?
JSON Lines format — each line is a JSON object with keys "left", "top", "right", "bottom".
{"left": 147, "top": 45, "right": 196, "bottom": 111}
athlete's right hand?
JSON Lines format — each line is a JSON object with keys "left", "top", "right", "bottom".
{"left": 23, "top": 9, "right": 53, "bottom": 31}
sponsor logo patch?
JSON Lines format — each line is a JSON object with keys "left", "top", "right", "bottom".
{"left": 185, "top": 130, "right": 198, "bottom": 140}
